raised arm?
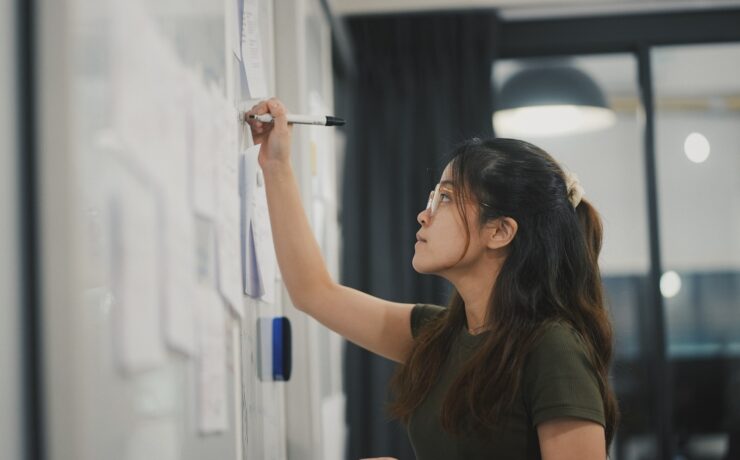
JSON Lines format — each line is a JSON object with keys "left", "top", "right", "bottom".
{"left": 246, "top": 98, "right": 416, "bottom": 363}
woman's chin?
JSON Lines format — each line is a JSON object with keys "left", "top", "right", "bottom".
{"left": 412, "top": 256, "right": 432, "bottom": 274}
{"left": 411, "top": 256, "right": 422, "bottom": 273}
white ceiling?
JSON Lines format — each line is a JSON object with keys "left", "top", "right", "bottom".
{"left": 495, "top": 43, "right": 740, "bottom": 99}
{"left": 330, "top": 0, "right": 740, "bottom": 17}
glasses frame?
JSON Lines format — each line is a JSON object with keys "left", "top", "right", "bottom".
{"left": 425, "top": 183, "right": 495, "bottom": 219}
{"left": 425, "top": 183, "right": 446, "bottom": 217}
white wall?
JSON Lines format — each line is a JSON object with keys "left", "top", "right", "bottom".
{"left": 655, "top": 114, "right": 740, "bottom": 272}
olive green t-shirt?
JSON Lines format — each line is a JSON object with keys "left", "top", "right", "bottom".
{"left": 407, "top": 304, "right": 605, "bottom": 460}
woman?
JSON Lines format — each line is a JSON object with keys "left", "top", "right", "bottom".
{"left": 246, "top": 98, "right": 619, "bottom": 460}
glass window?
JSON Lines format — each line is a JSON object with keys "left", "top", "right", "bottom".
{"left": 654, "top": 42, "right": 740, "bottom": 459}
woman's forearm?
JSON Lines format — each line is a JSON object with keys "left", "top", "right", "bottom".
{"left": 261, "top": 158, "right": 334, "bottom": 310}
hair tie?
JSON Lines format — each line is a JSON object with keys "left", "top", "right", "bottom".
{"left": 563, "top": 171, "right": 585, "bottom": 208}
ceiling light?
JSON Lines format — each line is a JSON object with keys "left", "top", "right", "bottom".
{"left": 660, "top": 270, "right": 682, "bottom": 298}
{"left": 684, "top": 132, "right": 711, "bottom": 163}
{"left": 494, "top": 66, "right": 615, "bottom": 137}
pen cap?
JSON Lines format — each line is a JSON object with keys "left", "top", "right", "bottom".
{"left": 325, "top": 116, "right": 345, "bottom": 126}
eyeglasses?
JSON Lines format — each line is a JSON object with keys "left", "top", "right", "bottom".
{"left": 425, "top": 183, "right": 494, "bottom": 218}
{"left": 426, "top": 183, "right": 451, "bottom": 217}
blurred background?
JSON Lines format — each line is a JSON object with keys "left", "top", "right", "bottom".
{"left": 2, "top": 0, "right": 740, "bottom": 460}
{"left": 334, "top": 2, "right": 740, "bottom": 460}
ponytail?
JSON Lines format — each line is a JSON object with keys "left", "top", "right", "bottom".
{"left": 575, "top": 198, "right": 603, "bottom": 265}
{"left": 573, "top": 197, "right": 620, "bottom": 447}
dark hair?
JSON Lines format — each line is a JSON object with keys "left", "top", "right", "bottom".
{"left": 389, "top": 137, "right": 619, "bottom": 449}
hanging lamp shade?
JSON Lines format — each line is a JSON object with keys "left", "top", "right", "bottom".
{"left": 493, "top": 66, "right": 616, "bottom": 137}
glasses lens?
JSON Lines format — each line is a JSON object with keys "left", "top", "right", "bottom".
{"left": 430, "top": 184, "right": 441, "bottom": 216}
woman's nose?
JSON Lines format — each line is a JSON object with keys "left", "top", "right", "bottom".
{"left": 417, "top": 208, "right": 429, "bottom": 226}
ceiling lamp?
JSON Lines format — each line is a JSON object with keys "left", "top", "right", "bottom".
{"left": 493, "top": 66, "right": 616, "bottom": 137}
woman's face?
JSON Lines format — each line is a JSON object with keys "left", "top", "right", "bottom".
{"left": 412, "top": 164, "right": 488, "bottom": 276}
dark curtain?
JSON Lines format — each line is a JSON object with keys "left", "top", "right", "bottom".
{"left": 335, "top": 11, "right": 500, "bottom": 460}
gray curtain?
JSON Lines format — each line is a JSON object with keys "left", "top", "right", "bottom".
{"left": 336, "top": 11, "right": 500, "bottom": 460}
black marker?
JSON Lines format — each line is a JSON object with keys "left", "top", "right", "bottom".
{"left": 245, "top": 113, "right": 345, "bottom": 127}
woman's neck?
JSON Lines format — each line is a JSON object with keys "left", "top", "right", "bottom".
{"left": 454, "top": 270, "right": 499, "bottom": 333}
{"left": 444, "top": 248, "right": 505, "bottom": 333}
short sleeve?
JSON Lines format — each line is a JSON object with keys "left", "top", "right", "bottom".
{"left": 522, "top": 322, "right": 606, "bottom": 428}
{"left": 410, "top": 304, "right": 446, "bottom": 339}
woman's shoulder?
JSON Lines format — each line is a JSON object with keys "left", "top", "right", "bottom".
{"left": 523, "top": 319, "right": 606, "bottom": 427}
{"left": 410, "top": 303, "right": 446, "bottom": 338}
{"left": 523, "top": 320, "right": 600, "bottom": 393}
{"left": 534, "top": 320, "right": 586, "bottom": 352}
{"left": 526, "top": 320, "right": 593, "bottom": 372}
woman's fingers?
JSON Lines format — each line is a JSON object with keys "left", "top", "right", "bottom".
{"left": 248, "top": 100, "right": 270, "bottom": 115}
{"left": 246, "top": 101, "right": 269, "bottom": 126}
{"left": 266, "top": 97, "right": 289, "bottom": 134}
{"left": 246, "top": 97, "right": 292, "bottom": 165}
{"left": 246, "top": 99, "right": 277, "bottom": 141}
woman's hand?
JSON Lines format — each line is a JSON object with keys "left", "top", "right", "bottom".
{"left": 245, "top": 97, "right": 293, "bottom": 169}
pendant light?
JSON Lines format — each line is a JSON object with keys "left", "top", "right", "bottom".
{"left": 493, "top": 65, "right": 616, "bottom": 137}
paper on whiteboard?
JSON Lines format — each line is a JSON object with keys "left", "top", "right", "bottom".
{"left": 124, "top": 419, "right": 179, "bottom": 460}
{"left": 231, "top": 0, "right": 242, "bottom": 58}
{"left": 243, "top": 223, "right": 262, "bottom": 298}
{"left": 161, "top": 202, "right": 197, "bottom": 356}
{"left": 241, "top": 145, "right": 277, "bottom": 303}
{"left": 252, "top": 171, "right": 277, "bottom": 304}
{"left": 110, "top": 0, "right": 196, "bottom": 358}
{"left": 190, "top": 82, "right": 219, "bottom": 219}
{"left": 109, "top": 167, "right": 166, "bottom": 374}
{"left": 216, "top": 101, "right": 244, "bottom": 316}
{"left": 196, "top": 286, "right": 228, "bottom": 434}
{"left": 241, "top": 0, "right": 268, "bottom": 98}
{"left": 217, "top": 194, "right": 244, "bottom": 316}
{"left": 111, "top": 0, "right": 190, "bottom": 190}
{"left": 241, "top": 146, "right": 260, "bottom": 297}
{"left": 110, "top": 0, "right": 163, "bottom": 175}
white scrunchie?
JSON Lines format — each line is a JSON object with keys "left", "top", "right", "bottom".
{"left": 564, "top": 171, "right": 585, "bottom": 208}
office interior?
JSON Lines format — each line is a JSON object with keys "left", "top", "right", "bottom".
{"left": 2, "top": 0, "right": 739, "bottom": 460}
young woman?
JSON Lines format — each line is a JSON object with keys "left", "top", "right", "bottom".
{"left": 246, "top": 98, "right": 619, "bottom": 460}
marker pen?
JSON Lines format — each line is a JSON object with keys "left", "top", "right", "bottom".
{"left": 244, "top": 113, "right": 345, "bottom": 127}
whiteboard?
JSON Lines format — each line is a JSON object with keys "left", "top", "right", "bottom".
{"left": 39, "top": 0, "right": 286, "bottom": 458}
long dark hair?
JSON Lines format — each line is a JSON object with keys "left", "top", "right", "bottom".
{"left": 389, "top": 137, "right": 619, "bottom": 449}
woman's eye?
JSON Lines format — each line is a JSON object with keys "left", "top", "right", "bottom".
{"left": 440, "top": 193, "right": 451, "bottom": 202}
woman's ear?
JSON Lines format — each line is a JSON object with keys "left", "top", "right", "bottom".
{"left": 486, "top": 217, "right": 518, "bottom": 250}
